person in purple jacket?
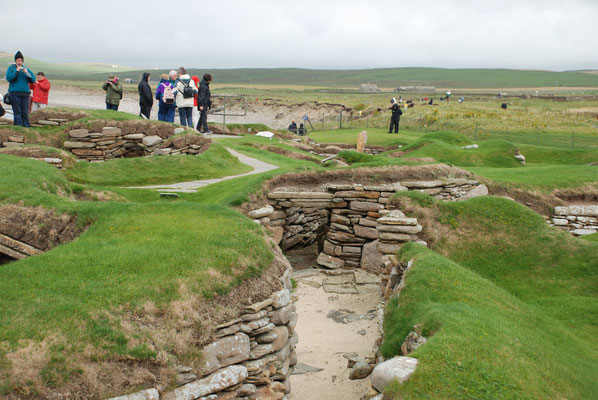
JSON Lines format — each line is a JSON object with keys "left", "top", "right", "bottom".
{"left": 155, "top": 73, "right": 176, "bottom": 122}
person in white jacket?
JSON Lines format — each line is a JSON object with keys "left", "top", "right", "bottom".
{"left": 175, "top": 67, "right": 198, "bottom": 128}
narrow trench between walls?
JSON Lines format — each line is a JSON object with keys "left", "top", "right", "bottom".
{"left": 243, "top": 178, "right": 487, "bottom": 400}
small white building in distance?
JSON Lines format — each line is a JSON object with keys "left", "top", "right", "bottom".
{"left": 360, "top": 83, "right": 380, "bottom": 92}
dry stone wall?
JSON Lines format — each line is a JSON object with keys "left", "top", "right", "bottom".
{"left": 0, "top": 133, "right": 25, "bottom": 148}
{"left": 550, "top": 205, "right": 598, "bottom": 236}
{"left": 64, "top": 122, "right": 209, "bottom": 161}
{"left": 258, "top": 179, "right": 481, "bottom": 270}
{"left": 111, "top": 264, "right": 297, "bottom": 400}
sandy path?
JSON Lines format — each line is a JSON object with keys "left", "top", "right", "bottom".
{"left": 127, "top": 147, "right": 278, "bottom": 193}
{"left": 289, "top": 269, "right": 381, "bottom": 400}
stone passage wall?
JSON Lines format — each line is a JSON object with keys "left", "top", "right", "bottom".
{"left": 251, "top": 179, "right": 483, "bottom": 272}
{"left": 0, "top": 133, "right": 25, "bottom": 148}
{"left": 550, "top": 205, "right": 598, "bottom": 236}
{"left": 64, "top": 122, "right": 209, "bottom": 161}
{"left": 111, "top": 264, "right": 297, "bottom": 400}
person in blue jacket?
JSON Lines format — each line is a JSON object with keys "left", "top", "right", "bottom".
{"left": 5, "top": 51, "right": 36, "bottom": 127}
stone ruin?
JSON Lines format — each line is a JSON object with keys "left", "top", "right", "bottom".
{"left": 64, "top": 121, "right": 210, "bottom": 161}
{"left": 550, "top": 205, "right": 598, "bottom": 236}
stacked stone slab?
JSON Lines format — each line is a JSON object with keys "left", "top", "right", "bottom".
{"left": 111, "top": 267, "right": 297, "bottom": 400}
{"left": 316, "top": 183, "right": 406, "bottom": 269}
{"left": 401, "top": 179, "right": 481, "bottom": 201}
{"left": 266, "top": 191, "right": 335, "bottom": 251}
{"left": 255, "top": 179, "right": 481, "bottom": 271}
{"left": 550, "top": 205, "right": 598, "bottom": 236}
{"left": 0, "top": 134, "right": 25, "bottom": 148}
{"left": 64, "top": 125, "right": 209, "bottom": 161}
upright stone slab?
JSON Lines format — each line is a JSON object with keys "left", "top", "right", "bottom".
{"left": 356, "top": 130, "right": 368, "bottom": 153}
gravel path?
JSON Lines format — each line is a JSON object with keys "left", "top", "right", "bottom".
{"left": 127, "top": 147, "right": 278, "bottom": 193}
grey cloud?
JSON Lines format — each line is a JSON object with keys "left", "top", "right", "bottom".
{"left": 3, "top": 0, "right": 597, "bottom": 70}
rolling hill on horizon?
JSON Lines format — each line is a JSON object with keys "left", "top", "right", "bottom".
{"left": 1, "top": 52, "right": 598, "bottom": 89}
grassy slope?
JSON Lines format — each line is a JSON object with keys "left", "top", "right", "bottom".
{"left": 65, "top": 143, "right": 251, "bottom": 186}
{"left": 0, "top": 152, "right": 276, "bottom": 394}
{"left": 382, "top": 195, "right": 598, "bottom": 399}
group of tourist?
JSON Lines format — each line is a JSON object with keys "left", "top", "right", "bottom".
{"left": 101, "top": 68, "right": 213, "bottom": 133}
{"left": 2, "top": 51, "right": 52, "bottom": 127}
{"left": 3, "top": 50, "right": 212, "bottom": 133}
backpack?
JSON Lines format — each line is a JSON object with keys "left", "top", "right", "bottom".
{"left": 162, "top": 83, "right": 175, "bottom": 104}
{"left": 179, "top": 79, "right": 194, "bottom": 99}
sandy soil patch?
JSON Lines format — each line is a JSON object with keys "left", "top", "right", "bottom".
{"left": 289, "top": 269, "right": 381, "bottom": 400}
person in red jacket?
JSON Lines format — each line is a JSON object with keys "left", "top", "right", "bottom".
{"left": 29, "top": 72, "right": 51, "bottom": 111}
{"left": 191, "top": 75, "right": 200, "bottom": 128}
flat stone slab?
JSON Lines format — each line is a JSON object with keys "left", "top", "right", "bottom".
{"left": 554, "top": 205, "right": 598, "bottom": 217}
{"left": 401, "top": 181, "right": 444, "bottom": 189}
{"left": 292, "top": 363, "right": 324, "bottom": 375}
{"left": 268, "top": 192, "right": 333, "bottom": 199}
{"left": 64, "top": 141, "right": 96, "bottom": 149}
{"left": 143, "top": 135, "right": 162, "bottom": 147}
{"left": 68, "top": 129, "right": 90, "bottom": 138}
{"left": 371, "top": 357, "right": 418, "bottom": 392}
{"left": 107, "top": 388, "right": 160, "bottom": 400}
{"left": 323, "top": 283, "right": 358, "bottom": 294}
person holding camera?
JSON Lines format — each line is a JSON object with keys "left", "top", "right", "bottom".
{"left": 5, "top": 51, "right": 36, "bottom": 127}
{"left": 102, "top": 74, "right": 123, "bottom": 111}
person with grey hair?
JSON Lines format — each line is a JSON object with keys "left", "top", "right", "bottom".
{"left": 174, "top": 67, "right": 197, "bottom": 127}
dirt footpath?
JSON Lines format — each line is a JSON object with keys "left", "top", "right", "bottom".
{"left": 0, "top": 83, "right": 346, "bottom": 129}
{"left": 289, "top": 269, "right": 382, "bottom": 400}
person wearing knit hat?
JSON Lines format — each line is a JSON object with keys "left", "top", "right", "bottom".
{"left": 101, "top": 74, "right": 123, "bottom": 110}
{"left": 5, "top": 50, "right": 36, "bottom": 127}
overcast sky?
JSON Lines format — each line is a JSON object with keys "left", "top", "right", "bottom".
{"left": 3, "top": 0, "right": 598, "bottom": 70}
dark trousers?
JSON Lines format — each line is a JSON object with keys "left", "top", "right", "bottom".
{"left": 140, "top": 103, "right": 151, "bottom": 119}
{"left": 158, "top": 101, "right": 176, "bottom": 122}
{"left": 389, "top": 117, "right": 400, "bottom": 133}
{"left": 197, "top": 106, "right": 209, "bottom": 132}
{"left": 106, "top": 103, "right": 119, "bottom": 111}
{"left": 179, "top": 107, "right": 193, "bottom": 127}
{"left": 11, "top": 93, "right": 31, "bottom": 127}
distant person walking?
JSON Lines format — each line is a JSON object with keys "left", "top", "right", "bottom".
{"left": 174, "top": 67, "right": 197, "bottom": 127}
{"left": 155, "top": 73, "right": 176, "bottom": 122}
{"left": 5, "top": 51, "right": 36, "bottom": 127}
{"left": 29, "top": 72, "right": 51, "bottom": 112}
{"left": 388, "top": 98, "right": 402, "bottom": 134}
{"left": 138, "top": 72, "right": 153, "bottom": 119}
{"left": 102, "top": 74, "right": 123, "bottom": 111}
{"left": 196, "top": 73, "right": 212, "bottom": 133}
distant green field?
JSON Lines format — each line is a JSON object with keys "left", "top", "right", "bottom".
{"left": 2, "top": 53, "right": 598, "bottom": 88}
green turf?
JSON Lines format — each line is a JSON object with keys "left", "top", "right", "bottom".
{"left": 64, "top": 143, "right": 251, "bottom": 186}
{"left": 382, "top": 196, "right": 598, "bottom": 399}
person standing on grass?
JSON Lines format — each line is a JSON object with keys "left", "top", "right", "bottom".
{"left": 174, "top": 67, "right": 197, "bottom": 128}
{"left": 102, "top": 74, "right": 123, "bottom": 111}
{"left": 196, "top": 73, "right": 212, "bottom": 133}
{"left": 5, "top": 51, "right": 36, "bottom": 127}
{"left": 155, "top": 73, "right": 176, "bottom": 122}
{"left": 388, "top": 97, "right": 402, "bottom": 134}
{"left": 28, "top": 72, "right": 51, "bottom": 112}
{"left": 137, "top": 72, "right": 153, "bottom": 119}
{"left": 191, "top": 75, "right": 200, "bottom": 127}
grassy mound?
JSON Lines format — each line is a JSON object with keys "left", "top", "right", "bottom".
{"left": 382, "top": 195, "right": 598, "bottom": 399}
{"left": 0, "top": 148, "right": 277, "bottom": 397}
{"left": 64, "top": 143, "right": 251, "bottom": 186}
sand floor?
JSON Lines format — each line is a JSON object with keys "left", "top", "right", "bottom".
{"left": 289, "top": 268, "right": 382, "bottom": 400}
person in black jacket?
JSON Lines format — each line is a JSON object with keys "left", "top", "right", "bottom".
{"left": 196, "top": 73, "right": 212, "bottom": 133}
{"left": 138, "top": 72, "right": 153, "bottom": 119}
{"left": 288, "top": 120, "right": 297, "bottom": 134}
{"left": 388, "top": 98, "right": 403, "bottom": 134}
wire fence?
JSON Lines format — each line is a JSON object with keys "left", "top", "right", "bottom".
{"left": 314, "top": 111, "right": 598, "bottom": 149}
